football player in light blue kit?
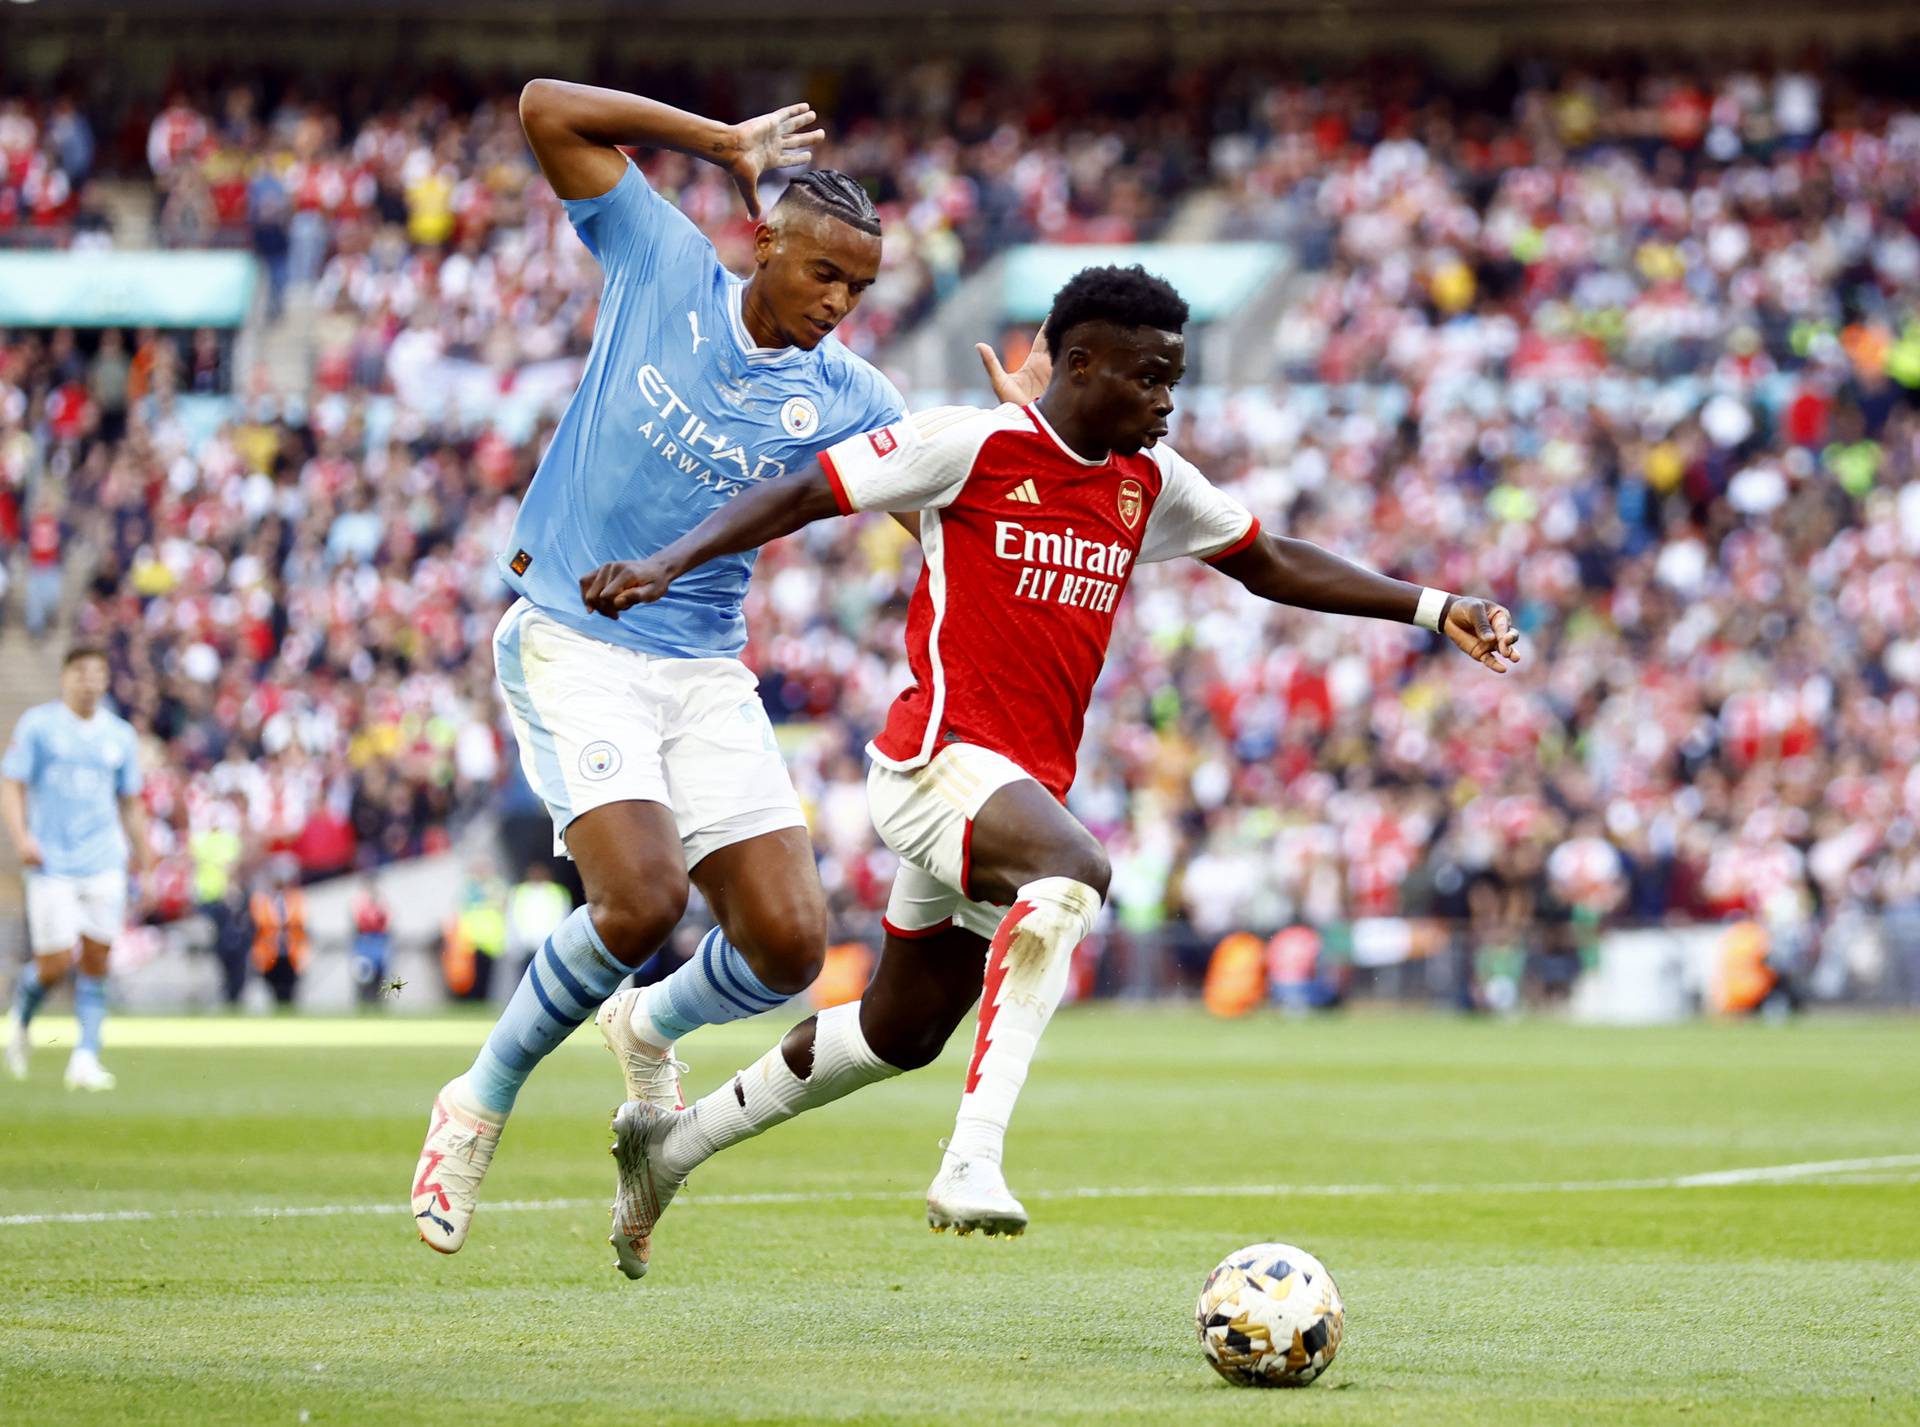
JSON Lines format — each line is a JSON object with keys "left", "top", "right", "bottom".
{"left": 3, "top": 646, "right": 150, "bottom": 1091}
{"left": 411, "top": 76, "right": 910, "bottom": 1259}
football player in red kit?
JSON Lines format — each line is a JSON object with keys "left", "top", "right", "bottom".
{"left": 580, "top": 264, "right": 1520, "bottom": 1270}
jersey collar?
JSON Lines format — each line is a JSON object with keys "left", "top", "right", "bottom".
{"left": 726, "top": 280, "right": 806, "bottom": 368}
{"left": 1024, "top": 403, "right": 1113, "bottom": 468}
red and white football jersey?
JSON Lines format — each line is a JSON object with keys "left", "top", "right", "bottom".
{"left": 820, "top": 403, "right": 1258, "bottom": 799}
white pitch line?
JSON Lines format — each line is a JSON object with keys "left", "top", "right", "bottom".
{"left": 2, "top": 1154, "right": 1916, "bottom": 1231}
{"left": 1672, "top": 1153, "right": 1920, "bottom": 1186}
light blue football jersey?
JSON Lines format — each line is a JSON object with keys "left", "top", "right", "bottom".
{"left": 1, "top": 701, "right": 141, "bottom": 879}
{"left": 500, "top": 161, "right": 906, "bottom": 659}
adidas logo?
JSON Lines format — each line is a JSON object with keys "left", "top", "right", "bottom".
{"left": 1004, "top": 479, "right": 1041, "bottom": 505}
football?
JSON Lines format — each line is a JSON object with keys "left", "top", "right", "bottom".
{"left": 1195, "top": 1242, "right": 1345, "bottom": 1387}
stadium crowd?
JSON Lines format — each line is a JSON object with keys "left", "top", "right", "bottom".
{"left": 129, "top": 63, "right": 1195, "bottom": 359}
{"left": 2, "top": 49, "right": 1918, "bottom": 999}
{"left": 0, "top": 94, "right": 107, "bottom": 242}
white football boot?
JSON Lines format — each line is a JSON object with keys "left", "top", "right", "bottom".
{"left": 5, "top": 1010, "right": 27, "bottom": 1081}
{"left": 62, "top": 1049, "right": 115, "bottom": 1092}
{"left": 926, "top": 1144, "right": 1028, "bottom": 1237}
{"left": 595, "top": 987, "right": 687, "bottom": 1109}
{"left": 410, "top": 1077, "right": 505, "bottom": 1254}
{"left": 608, "top": 1099, "right": 687, "bottom": 1280}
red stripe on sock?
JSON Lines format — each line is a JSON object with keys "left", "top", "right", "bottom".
{"left": 964, "top": 900, "right": 1033, "bottom": 1095}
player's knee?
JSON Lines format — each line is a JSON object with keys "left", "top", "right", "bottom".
{"left": 589, "top": 878, "right": 689, "bottom": 968}
{"left": 732, "top": 915, "right": 826, "bottom": 997}
{"left": 1049, "top": 843, "right": 1110, "bottom": 902}
{"left": 863, "top": 1014, "right": 948, "bottom": 1072}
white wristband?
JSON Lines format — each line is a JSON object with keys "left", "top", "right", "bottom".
{"left": 1414, "top": 587, "right": 1449, "bottom": 632}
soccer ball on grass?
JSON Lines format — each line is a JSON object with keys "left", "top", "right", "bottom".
{"left": 1195, "top": 1241, "right": 1344, "bottom": 1387}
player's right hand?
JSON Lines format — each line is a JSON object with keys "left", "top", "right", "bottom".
{"left": 580, "top": 559, "right": 675, "bottom": 617}
{"left": 18, "top": 836, "right": 42, "bottom": 869}
{"left": 1441, "top": 597, "right": 1522, "bottom": 673}
{"left": 977, "top": 318, "right": 1053, "bottom": 406}
{"left": 725, "top": 103, "right": 825, "bottom": 221}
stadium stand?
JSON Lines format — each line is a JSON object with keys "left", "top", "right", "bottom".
{"left": 3, "top": 43, "right": 1919, "bottom": 1002}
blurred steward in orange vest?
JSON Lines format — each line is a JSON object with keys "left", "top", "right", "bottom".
{"left": 442, "top": 861, "right": 509, "bottom": 1002}
{"left": 251, "top": 870, "right": 309, "bottom": 1008}
{"left": 1711, "top": 921, "right": 1776, "bottom": 1015}
{"left": 1203, "top": 932, "right": 1267, "bottom": 1018}
{"left": 809, "top": 941, "right": 875, "bottom": 1010}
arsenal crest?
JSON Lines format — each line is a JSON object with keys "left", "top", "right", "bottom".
{"left": 1116, "top": 478, "right": 1143, "bottom": 530}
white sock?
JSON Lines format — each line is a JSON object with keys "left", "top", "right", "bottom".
{"left": 945, "top": 877, "right": 1102, "bottom": 1166}
{"left": 660, "top": 1001, "right": 898, "bottom": 1179}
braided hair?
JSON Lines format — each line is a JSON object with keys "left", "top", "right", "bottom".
{"left": 775, "top": 170, "right": 882, "bottom": 237}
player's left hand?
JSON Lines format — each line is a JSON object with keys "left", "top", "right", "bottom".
{"left": 1442, "top": 597, "right": 1522, "bottom": 673}
{"left": 580, "top": 558, "right": 675, "bottom": 617}
{"left": 727, "top": 103, "right": 826, "bottom": 221}
{"left": 977, "top": 323, "right": 1052, "bottom": 406}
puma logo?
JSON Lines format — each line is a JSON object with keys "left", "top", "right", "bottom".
{"left": 688, "top": 310, "right": 708, "bottom": 354}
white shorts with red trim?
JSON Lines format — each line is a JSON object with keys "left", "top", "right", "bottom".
{"left": 866, "top": 742, "right": 1033, "bottom": 941}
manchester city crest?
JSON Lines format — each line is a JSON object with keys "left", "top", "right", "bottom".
{"left": 780, "top": 397, "right": 820, "bottom": 439}
{"left": 578, "top": 741, "right": 622, "bottom": 781}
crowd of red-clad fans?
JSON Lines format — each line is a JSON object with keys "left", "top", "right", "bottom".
{"left": 3, "top": 49, "right": 1919, "bottom": 999}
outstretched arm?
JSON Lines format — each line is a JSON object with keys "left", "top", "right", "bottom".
{"left": 580, "top": 466, "right": 841, "bottom": 616}
{"left": 1212, "top": 531, "right": 1522, "bottom": 673}
{"left": 584, "top": 405, "right": 987, "bottom": 615}
{"left": 518, "top": 78, "right": 822, "bottom": 216}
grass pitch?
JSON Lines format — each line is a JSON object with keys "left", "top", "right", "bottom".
{"left": 2, "top": 1008, "right": 1916, "bottom": 1426}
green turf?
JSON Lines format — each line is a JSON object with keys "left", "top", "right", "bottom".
{"left": 2, "top": 1009, "right": 1917, "bottom": 1425}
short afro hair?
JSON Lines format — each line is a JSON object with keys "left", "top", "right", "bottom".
{"left": 775, "top": 170, "right": 882, "bottom": 237}
{"left": 1041, "top": 264, "right": 1190, "bottom": 358}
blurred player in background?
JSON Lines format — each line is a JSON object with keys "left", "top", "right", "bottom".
{"left": 582, "top": 265, "right": 1520, "bottom": 1271}
{"left": 411, "top": 77, "right": 913, "bottom": 1255}
{"left": 3, "top": 646, "right": 149, "bottom": 1091}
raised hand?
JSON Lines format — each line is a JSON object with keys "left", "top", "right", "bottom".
{"left": 726, "top": 103, "right": 825, "bottom": 220}
{"left": 580, "top": 558, "right": 677, "bottom": 618}
{"left": 976, "top": 327, "right": 1053, "bottom": 406}
{"left": 1442, "top": 598, "right": 1522, "bottom": 673}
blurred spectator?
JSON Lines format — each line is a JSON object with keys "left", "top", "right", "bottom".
{"left": 189, "top": 791, "right": 248, "bottom": 999}
{"left": 23, "top": 500, "right": 62, "bottom": 641}
{"left": 506, "top": 861, "right": 572, "bottom": 974}
{"left": 89, "top": 330, "right": 130, "bottom": 443}
{"left": 208, "top": 883, "right": 254, "bottom": 1006}
{"left": 349, "top": 875, "right": 393, "bottom": 1006}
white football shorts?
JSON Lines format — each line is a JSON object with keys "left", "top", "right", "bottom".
{"left": 25, "top": 868, "right": 127, "bottom": 954}
{"left": 493, "top": 599, "right": 805, "bottom": 868}
{"left": 866, "top": 741, "right": 1034, "bottom": 940}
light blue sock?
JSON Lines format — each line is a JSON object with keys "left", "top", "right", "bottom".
{"left": 466, "top": 907, "right": 630, "bottom": 1115}
{"left": 13, "top": 961, "right": 47, "bottom": 1026}
{"left": 642, "top": 926, "right": 790, "bottom": 1044}
{"left": 74, "top": 974, "right": 107, "bottom": 1055}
